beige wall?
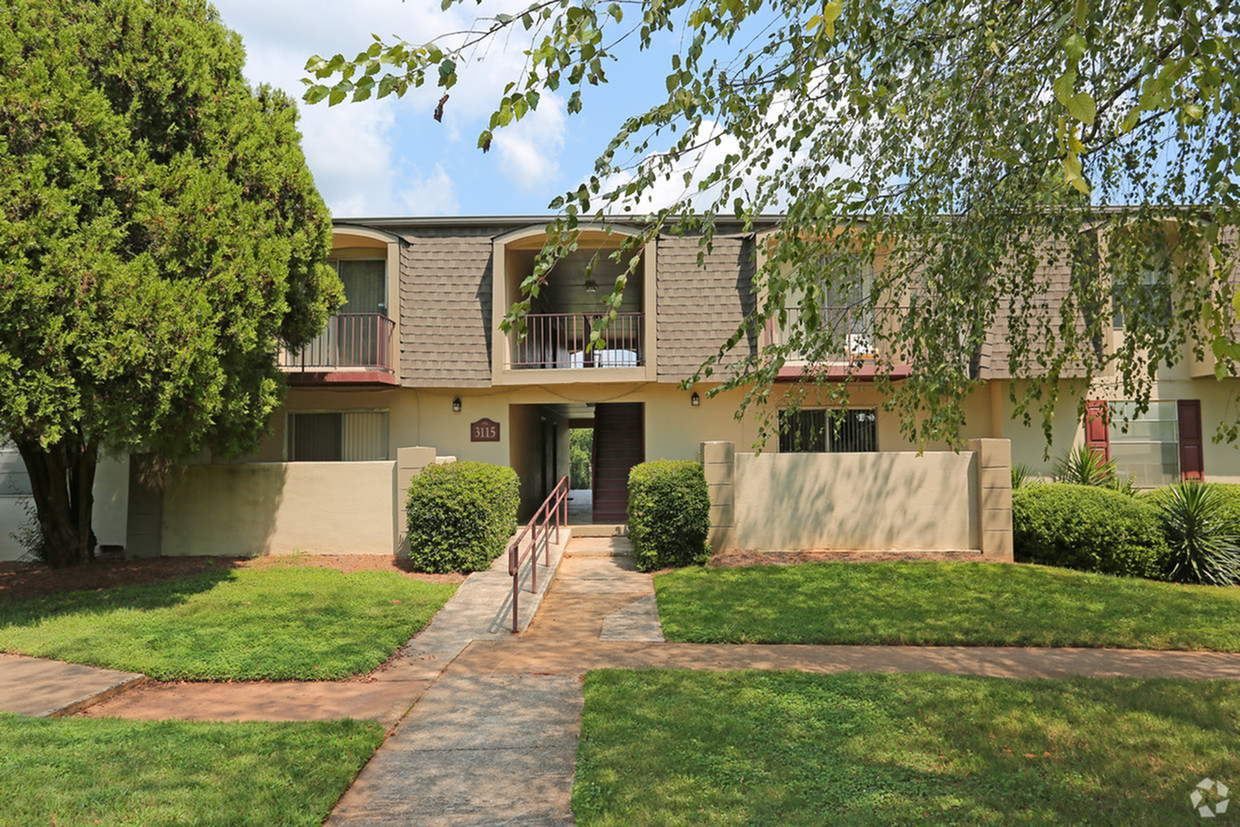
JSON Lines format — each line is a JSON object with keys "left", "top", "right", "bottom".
{"left": 161, "top": 461, "right": 396, "bottom": 557}
{"left": 729, "top": 450, "right": 980, "bottom": 551}
{"left": 0, "top": 454, "right": 129, "bottom": 563}
{"left": 993, "top": 376, "right": 1240, "bottom": 482}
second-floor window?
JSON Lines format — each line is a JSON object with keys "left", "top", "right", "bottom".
{"left": 1112, "top": 257, "right": 1172, "bottom": 330}
{"left": 778, "top": 408, "right": 878, "bottom": 453}
{"left": 774, "top": 262, "right": 875, "bottom": 361}
{"left": 336, "top": 259, "right": 387, "bottom": 316}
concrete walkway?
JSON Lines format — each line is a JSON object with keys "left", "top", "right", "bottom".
{"left": 0, "top": 653, "right": 143, "bottom": 718}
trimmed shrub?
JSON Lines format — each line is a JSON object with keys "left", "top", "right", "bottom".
{"left": 1013, "top": 483, "right": 1169, "bottom": 579}
{"left": 627, "top": 460, "right": 711, "bottom": 573}
{"left": 1149, "top": 481, "right": 1240, "bottom": 586}
{"left": 1211, "top": 483, "right": 1240, "bottom": 535}
{"left": 405, "top": 461, "right": 519, "bottom": 573}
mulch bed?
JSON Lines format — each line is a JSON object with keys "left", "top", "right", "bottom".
{"left": 708, "top": 550, "right": 989, "bottom": 568}
{"left": 0, "top": 554, "right": 465, "bottom": 602}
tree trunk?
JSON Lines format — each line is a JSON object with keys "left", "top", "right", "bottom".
{"left": 15, "top": 436, "right": 98, "bottom": 568}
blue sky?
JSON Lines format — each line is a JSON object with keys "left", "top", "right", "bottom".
{"left": 210, "top": 0, "right": 676, "bottom": 219}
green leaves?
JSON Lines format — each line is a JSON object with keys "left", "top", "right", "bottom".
{"left": 0, "top": 0, "right": 337, "bottom": 459}
{"left": 302, "top": 0, "right": 1240, "bottom": 453}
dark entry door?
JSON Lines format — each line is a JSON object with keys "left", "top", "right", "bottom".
{"left": 592, "top": 403, "right": 643, "bottom": 522}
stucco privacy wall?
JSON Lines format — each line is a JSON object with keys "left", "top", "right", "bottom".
{"left": 160, "top": 461, "right": 396, "bottom": 557}
{"left": 703, "top": 440, "right": 1014, "bottom": 555}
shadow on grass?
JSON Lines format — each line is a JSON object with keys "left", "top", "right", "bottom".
{"left": 0, "top": 567, "right": 241, "bottom": 625}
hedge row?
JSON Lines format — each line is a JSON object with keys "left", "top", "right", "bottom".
{"left": 1012, "top": 484, "right": 1169, "bottom": 579}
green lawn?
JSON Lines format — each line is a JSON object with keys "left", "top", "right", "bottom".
{"left": 0, "top": 713, "right": 382, "bottom": 825}
{"left": 573, "top": 669, "right": 1240, "bottom": 825}
{"left": 0, "top": 566, "right": 456, "bottom": 680}
{"left": 655, "top": 561, "right": 1240, "bottom": 650}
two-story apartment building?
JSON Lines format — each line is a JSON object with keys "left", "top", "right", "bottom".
{"left": 2, "top": 214, "right": 1235, "bottom": 561}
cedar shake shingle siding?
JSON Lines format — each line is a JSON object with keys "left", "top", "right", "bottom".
{"left": 656, "top": 234, "right": 759, "bottom": 381}
{"left": 978, "top": 242, "right": 1092, "bottom": 380}
{"left": 398, "top": 228, "right": 499, "bottom": 387}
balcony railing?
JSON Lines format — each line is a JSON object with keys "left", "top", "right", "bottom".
{"left": 771, "top": 305, "right": 891, "bottom": 362}
{"left": 510, "top": 312, "right": 644, "bottom": 369}
{"left": 280, "top": 313, "right": 395, "bottom": 371}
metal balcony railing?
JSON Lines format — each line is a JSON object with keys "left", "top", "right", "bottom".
{"left": 771, "top": 305, "right": 890, "bottom": 361}
{"left": 510, "top": 312, "right": 644, "bottom": 369}
{"left": 280, "top": 313, "right": 395, "bottom": 371}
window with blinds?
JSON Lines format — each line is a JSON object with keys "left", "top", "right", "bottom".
{"left": 778, "top": 408, "right": 878, "bottom": 453}
{"left": 287, "top": 411, "right": 388, "bottom": 461}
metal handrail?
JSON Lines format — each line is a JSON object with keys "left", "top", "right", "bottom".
{"left": 279, "top": 313, "right": 396, "bottom": 371}
{"left": 510, "top": 312, "right": 644, "bottom": 369}
{"left": 507, "top": 475, "right": 569, "bottom": 633}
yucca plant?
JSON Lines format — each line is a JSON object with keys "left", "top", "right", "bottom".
{"left": 1053, "top": 446, "right": 1117, "bottom": 487}
{"left": 1011, "top": 462, "right": 1032, "bottom": 490}
{"left": 1155, "top": 480, "right": 1240, "bottom": 586}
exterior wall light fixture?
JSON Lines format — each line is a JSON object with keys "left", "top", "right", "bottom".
{"left": 690, "top": 392, "right": 700, "bottom": 407}
{"left": 452, "top": 397, "right": 462, "bottom": 413}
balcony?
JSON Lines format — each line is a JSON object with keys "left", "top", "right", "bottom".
{"left": 510, "top": 312, "right": 645, "bottom": 370}
{"left": 280, "top": 313, "right": 397, "bottom": 384}
{"left": 772, "top": 305, "right": 913, "bottom": 381}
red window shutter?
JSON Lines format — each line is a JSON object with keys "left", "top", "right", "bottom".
{"left": 1177, "top": 399, "right": 1204, "bottom": 480}
{"left": 1084, "top": 400, "right": 1110, "bottom": 461}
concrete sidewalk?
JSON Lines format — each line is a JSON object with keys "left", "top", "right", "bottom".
{"left": 327, "top": 534, "right": 642, "bottom": 826}
{"left": 0, "top": 653, "right": 143, "bottom": 718}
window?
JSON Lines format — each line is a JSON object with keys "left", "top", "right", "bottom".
{"left": 1112, "top": 257, "right": 1172, "bottom": 329}
{"left": 1107, "top": 400, "right": 1181, "bottom": 486}
{"left": 778, "top": 408, "right": 878, "bottom": 453}
{"left": 287, "top": 411, "right": 388, "bottom": 461}
{"left": 774, "top": 262, "right": 876, "bottom": 361}
{"left": 0, "top": 442, "right": 30, "bottom": 496}
{"left": 335, "top": 259, "right": 387, "bottom": 315}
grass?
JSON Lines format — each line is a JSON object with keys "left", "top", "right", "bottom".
{"left": 654, "top": 561, "right": 1240, "bottom": 650}
{"left": 573, "top": 669, "right": 1240, "bottom": 825}
{"left": 0, "top": 713, "right": 383, "bottom": 825}
{"left": 0, "top": 565, "right": 457, "bottom": 680}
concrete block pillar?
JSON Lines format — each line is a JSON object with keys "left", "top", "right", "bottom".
{"left": 395, "top": 446, "right": 439, "bottom": 556}
{"left": 968, "top": 438, "right": 1014, "bottom": 561}
{"left": 700, "top": 441, "right": 736, "bottom": 554}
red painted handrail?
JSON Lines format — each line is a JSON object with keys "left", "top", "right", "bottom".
{"left": 507, "top": 475, "right": 570, "bottom": 633}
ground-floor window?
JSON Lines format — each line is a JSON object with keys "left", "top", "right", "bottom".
{"left": 778, "top": 408, "right": 878, "bottom": 453}
{"left": 287, "top": 410, "right": 389, "bottom": 462}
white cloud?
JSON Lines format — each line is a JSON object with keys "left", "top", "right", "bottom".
{"left": 492, "top": 95, "right": 567, "bottom": 191}
{"left": 398, "top": 164, "right": 460, "bottom": 215}
{"left": 211, "top": 0, "right": 548, "bottom": 215}
{"left": 600, "top": 121, "right": 747, "bottom": 214}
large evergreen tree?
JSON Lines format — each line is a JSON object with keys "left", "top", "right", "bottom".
{"left": 308, "top": 0, "right": 1239, "bottom": 446}
{"left": 0, "top": 0, "right": 342, "bottom": 567}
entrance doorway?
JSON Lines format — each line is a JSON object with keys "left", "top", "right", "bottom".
{"left": 568, "top": 426, "right": 593, "bottom": 523}
{"left": 591, "top": 402, "right": 644, "bottom": 522}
